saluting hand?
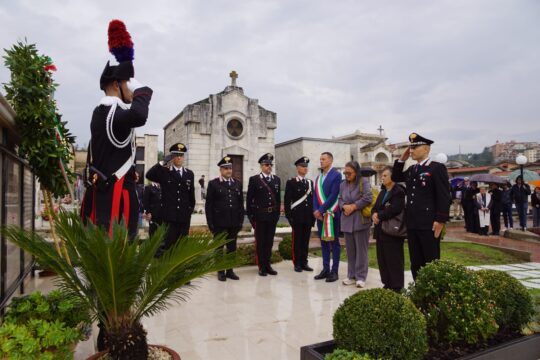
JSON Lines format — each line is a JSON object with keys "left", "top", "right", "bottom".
{"left": 400, "top": 147, "right": 411, "bottom": 161}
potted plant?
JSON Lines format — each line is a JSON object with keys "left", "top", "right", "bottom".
{"left": 4, "top": 290, "right": 91, "bottom": 340}
{"left": 3, "top": 211, "right": 239, "bottom": 360}
{"left": 0, "top": 319, "right": 81, "bottom": 359}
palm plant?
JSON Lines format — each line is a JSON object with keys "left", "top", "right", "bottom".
{"left": 3, "top": 211, "right": 239, "bottom": 360}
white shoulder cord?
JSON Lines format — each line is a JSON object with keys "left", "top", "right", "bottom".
{"left": 105, "top": 101, "right": 134, "bottom": 149}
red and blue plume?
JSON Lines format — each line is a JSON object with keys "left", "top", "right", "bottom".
{"left": 108, "top": 19, "right": 134, "bottom": 62}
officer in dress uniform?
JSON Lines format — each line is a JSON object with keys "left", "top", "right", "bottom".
{"left": 284, "top": 156, "right": 315, "bottom": 272}
{"left": 205, "top": 156, "right": 245, "bottom": 281}
{"left": 142, "top": 182, "right": 162, "bottom": 238}
{"left": 247, "top": 153, "right": 281, "bottom": 276}
{"left": 81, "top": 20, "right": 153, "bottom": 242}
{"left": 146, "top": 143, "right": 195, "bottom": 256}
{"left": 392, "top": 133, "right": 451, "bottom": 280}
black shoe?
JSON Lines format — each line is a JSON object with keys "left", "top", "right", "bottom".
{"left": 314, "top": 269, "right": 329, "bottom": 280}
{"left": 325, "top": 272, "right": 338, "bottom": 282}
{"left": 294, "top": 266, "right": 303, "bottom": 272}
{"left": 266, "top": 266, "right": 278, "bottom": 275}
{"left": 218, "top": 272, "right": 226, "bottom": 282}
{"left": 302, "top": 265, "right": 313, "bottom": 272}
{"left": 226, "top": 270, "right": 239, "bottom": 280}
{"left": 258, "top": 269, "right": 268, "bottom": 276}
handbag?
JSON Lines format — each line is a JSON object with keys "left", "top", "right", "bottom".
{"left": 359, "top": 178, "right": 379, "bottom": 218}
{"left": 381, "top": 209, "right": 407, "bottom": 238}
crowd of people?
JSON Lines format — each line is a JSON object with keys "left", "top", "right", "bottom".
{"left": 452, "top": 175, "right": 535, "bottom": 235}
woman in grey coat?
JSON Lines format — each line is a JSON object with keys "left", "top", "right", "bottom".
{"left": 338, "top": 161, "right": 373, "bottom": 288}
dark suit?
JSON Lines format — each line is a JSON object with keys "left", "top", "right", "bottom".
{"left": 372, "top": 184, "right": 406, "bottom": 291}
{"left": 489, "top": 188, "right": 502, "bottom": 235}
{"left": 392, "top": 158, "right": 451, "bottom": 280}
{"left": 463, "top": 186, "right": 480, "bottom": 233}
{"left": 284, "top": 176, "right": 315, "bottom": 267}
{"left": 246, "top": 173, "right": 281, "bottom": 271}
{"left": 143, "top": 183, "right": 163, "bottom": 238}
{"left": 146, "top": 164, "right": 195, "bottom": 255}
{"left": 205, "top": 177, "right": 244, "bottom": 267}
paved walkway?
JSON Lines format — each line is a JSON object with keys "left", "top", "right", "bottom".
{"left": 25, "top": 258, "right": 410, "bottom": 360}
{"left": 468, "top": 262, "right": 540, "bottom": 289}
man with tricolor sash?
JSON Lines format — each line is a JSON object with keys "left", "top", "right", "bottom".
{"left": 313, "top": 152, "right": 342, "bottom": 282}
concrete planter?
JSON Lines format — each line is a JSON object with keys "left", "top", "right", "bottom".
{"left": 300, "top": 334, "right": 540, "bottom": 360}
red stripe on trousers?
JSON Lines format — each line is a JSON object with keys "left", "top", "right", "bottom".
{"left": 291, "top": 228, "right": 296, "bottom": 265}
{"left": 253, "top": 221, "right": 259, "bottom": 267}
{"left": 108, "top": 176, "right": 126, "bottom": 237}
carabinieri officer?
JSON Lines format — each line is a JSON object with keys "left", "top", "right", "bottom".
{"left": 247, "top": 153, "right": 281, "bottom": 276}
{"left": 284, "top": 156, "right": 315, "bottom": 272}
{"left": 392, "top": 133, "right": 451, "bottom": 280}
{"left": 205, "top": 156, "right": 245, "bottom": 281}
{"left": 146, "top": 143, "right": 195, "bottom": 256}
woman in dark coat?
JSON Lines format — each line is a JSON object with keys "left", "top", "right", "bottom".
{"left": 371, "top": 166, "right": 406, "bottom": 292}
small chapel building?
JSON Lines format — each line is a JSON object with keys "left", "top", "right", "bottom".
{"left": 163, "top": 72, "right": 277, "bottom": 201}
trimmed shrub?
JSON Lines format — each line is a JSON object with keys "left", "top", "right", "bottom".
{"left": 236, "top": 244, "right": 283, "bottom": 266}
{"left": 333, "top": 288, "right": 428, "bottom": 360}
{"left": 476, "top": 269, "right": 534, "bottom": 332}
{"left": 407, "top": 260, "right": 498, "bottom": 345}
{"left": 279, "top": 234, "right": 292, "bottom": 260}
{"left": 325, "top": 349, "right": 376, "bottom": 360}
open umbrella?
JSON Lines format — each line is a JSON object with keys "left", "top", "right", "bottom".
{"left": 508, "top": 169, "right": 540, "bottom": 184}
{"left": 529, "top": 179, "right": 540, "bottom": 188}
{"left": 359, "top": 167, "right": 377, "bottom": 177}
{"left": 450, "top": 177, "right": 464, "bottom": 187}
{"left": 469, "top": 174, "right": 506, "bottom": 184}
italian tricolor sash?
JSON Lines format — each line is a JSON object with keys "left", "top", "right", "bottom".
{"left": 315, "top": 172, "right": 339, "bottom": 241}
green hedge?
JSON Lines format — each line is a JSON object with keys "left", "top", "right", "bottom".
{"left": 325, "top": 349, "right": 377, "bottom": 360}
{"left": 476, "top": 270, "right": 534, "bottom": 332}
{"left": 333, "top": 288, "right": 428, "bottom": 360}
{"left": 279, "top": 235, "right": 292, "bottom": 260}
{"left": 407, "top": 260, "right": 498, "bottom": 345}
{"left": 236, "top": 244, "right": 283, "bottom": 266}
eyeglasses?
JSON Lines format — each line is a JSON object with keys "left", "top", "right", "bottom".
{"left": 409, "top": 145, "right": 420, "bottom": 150}
{"left": 343, "top": 171, "right": 352, "bottom": 176}
{"left": 263, "top": 164, "right": 273, "bottom": 167}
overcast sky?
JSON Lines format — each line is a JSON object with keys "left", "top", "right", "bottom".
{"left": 1, "top": 0, "right": 539, "bottom": 155}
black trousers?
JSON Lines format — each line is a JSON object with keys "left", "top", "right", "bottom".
{"left": 214, "top": 226, "right": 240, "bottom": 272}
{"left": 148, "top": 219, "right": 162, "bottom": 238}
{"left": 407, "top": 229, "right": 440, "bottom": 280}
{"left": 292, "top": 223, "right": 311, "bottom": 266}
{"left": 376, "top": 234, "right": 405, "bottom": 291}
{"left": 254, "top": 219, "right": 278, "bottom": 270}
{"left": 157, "top": 220, "right": 190, "bottom": 256}
{"left": 490, "top": 206, "right": 501, "bottom": 235}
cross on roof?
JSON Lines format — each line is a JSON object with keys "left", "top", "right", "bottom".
{"left": 377, "top": 125, "right": 384, "bottom": 136}
{"left": 230, "top": 70, "right": 238, "bottom": 86}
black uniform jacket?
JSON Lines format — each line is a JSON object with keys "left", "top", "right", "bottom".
{"left": 392, "top": 158, "right": 451, "bottom": 230}
{"left": 146, "top": 164, "right": 195, "bottom": 223}
{"left": 142, "top": 184, "right": 163, "bottom": 221}
{"left": 90, "top": 87, "right": 153, "bottom": 178}
{"left": 246, "top": 173, "right": 281, "bottom": 222}
{"left": 284, "top": 176, "right": 315, "bottom": 225}
{"left": 205, "top": 177, "right": 245, "bottom": 232}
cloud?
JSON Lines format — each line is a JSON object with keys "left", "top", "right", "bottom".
{"left": 1, "top": 0, "right": 539, "bottom": 156}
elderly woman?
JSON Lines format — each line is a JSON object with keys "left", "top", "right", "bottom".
{"left": 371, "top": 166, "right": 406, "bottom": 292}
{"left": 338, "top": 161, "right": 372, "bottom": 288}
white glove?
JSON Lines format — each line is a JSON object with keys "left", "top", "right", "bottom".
{"left": 127, "top": 78, "right": 144, "bottom": 93}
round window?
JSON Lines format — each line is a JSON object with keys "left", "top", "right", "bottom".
{"left": 226, "top": 119, "right": 244, "bottom": 138}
